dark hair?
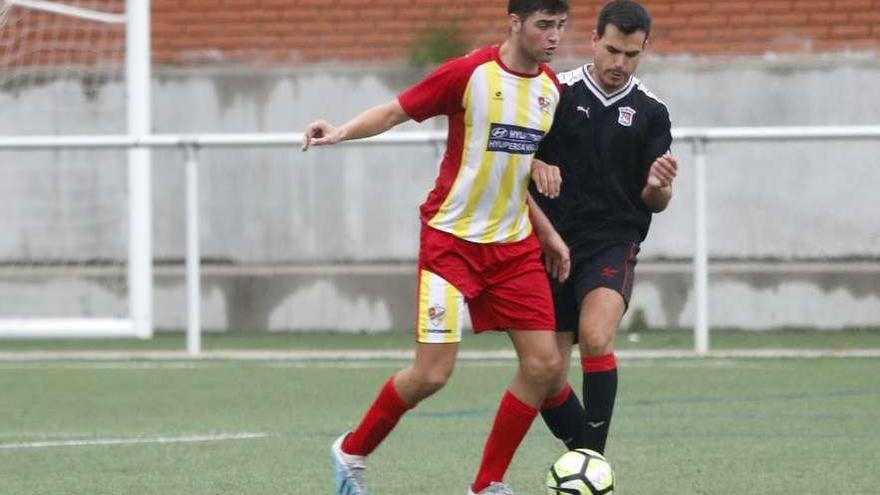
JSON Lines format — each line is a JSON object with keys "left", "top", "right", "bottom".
{"left": 597, "top": 0, "right": 651, "bottom": 38}
{"left": 508, "top": 0, "right": 570, "bottom": 19}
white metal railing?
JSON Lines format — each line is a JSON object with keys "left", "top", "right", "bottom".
{"left": 1, "top": 125, "right": 879, "bottom": 355}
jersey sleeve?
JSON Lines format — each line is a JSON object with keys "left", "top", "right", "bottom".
{"left": 535, "top": 86, "right": 571, "bottom": 165}
{"left": 397, "top": 57, "right": 470, "bottom": 122}
{"left": 644, "top": 103, "right": 673, "bottom": 164}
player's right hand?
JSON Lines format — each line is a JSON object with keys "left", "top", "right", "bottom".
{"left": 302, "top": 120, "right": 343, "bottom": 151}
{"left": 531, "top": 158, "right": 562, "bottom": 198}
{"left": 646, "top": 153, "right": 678, "bottom": 188}
{"left": 542, "top": 232, "right": 570, "bottom": 283}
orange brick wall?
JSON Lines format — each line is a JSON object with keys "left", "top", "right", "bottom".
{"left": 152, "top": 0, "right": 880, "bottom": 65}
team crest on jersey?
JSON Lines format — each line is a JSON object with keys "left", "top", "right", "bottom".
{"left": 618, "top": 106, "right": 636, "bottom": 127}
{"left": 537, "top": 95, "right": 553, "bottom": 115}
{"left": 428, "top": 305, "right": 446, "bottom": 327}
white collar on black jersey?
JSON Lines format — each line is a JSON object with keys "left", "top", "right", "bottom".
{"left": 581, "top": 64, "right": 636, "bottom": 107}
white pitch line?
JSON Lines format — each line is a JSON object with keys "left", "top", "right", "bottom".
{"left": 0, "top": 432, "right": 272, "bottom": 450}
{"left": 1, "top": 348, "right": 879, "bottom": 362}
{"left": 0, "top": 361, "right": 206, "bottom": 370}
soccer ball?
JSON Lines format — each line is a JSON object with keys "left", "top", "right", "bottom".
{"left": 546, "top": 448, "right": 615, "bottom": 494}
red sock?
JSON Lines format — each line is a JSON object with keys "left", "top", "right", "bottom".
{"left": 581, "top": 353, "right": 617, "bottom": 373}
{"left": 471, "top": 390, "right": 538, "bottom": 493}
{"left": 541, "top": 383, "right": 573, "bottom": 411}
{"left": 342, "top": 377, "right": 413, "bottom": 456}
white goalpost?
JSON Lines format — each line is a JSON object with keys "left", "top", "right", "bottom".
{"left": 2, "top": 0, "right": 124, "bottom": 22}
{"left": 0, "top": 0, "right": 151, "bottom": 338}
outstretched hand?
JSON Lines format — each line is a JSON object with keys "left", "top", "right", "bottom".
{"left": 302, "top": 120, "right": 344, "bottom": 151}
{"left": 531, "top": 158, "right": 562, "bottom": 198}
{"left": 646, "top": 153, "right": 678, "bottom": 188}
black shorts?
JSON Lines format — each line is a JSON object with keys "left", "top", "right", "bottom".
{"left": 550, "top": 241, "right": 640, "bottom": 333}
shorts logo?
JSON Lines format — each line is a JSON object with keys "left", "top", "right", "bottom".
{"left": 426, "top": 328, "right": 452, "bottom": 334}
{"left": 428, "top": 305, "right": 446, "bottom": 327}
{"left": 600, "top": 266, "right": 619, "bottom": 278}
{"left": 618, "top": 106, "right": 636, "bottom": 127}
{"left": 486, "top": 123, "right": 545, "bottom": 155}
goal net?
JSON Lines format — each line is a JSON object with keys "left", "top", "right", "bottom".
{"left": 0, "top": 0, "right": 151, "bottom": 338}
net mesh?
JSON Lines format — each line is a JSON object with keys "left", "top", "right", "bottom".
{"left": 0, "top": 0, "right": 129, "bottom": 319}
{"left": 1, "top": 0, "right": 126, "bottom": 132}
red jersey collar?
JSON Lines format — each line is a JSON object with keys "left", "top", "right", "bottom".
{"left": 492, "top": 44, "right": 544, "bottom": 78}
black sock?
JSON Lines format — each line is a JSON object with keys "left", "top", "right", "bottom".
{"left": 541, "top": 386, "right": 587, "bottom": 450}
{"left": 582, "top": 367, "right": 617, "bottom": 454}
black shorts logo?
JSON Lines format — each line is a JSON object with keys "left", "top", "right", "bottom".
{"left": 600, "top": 266, "right": 619, "bottom": 278}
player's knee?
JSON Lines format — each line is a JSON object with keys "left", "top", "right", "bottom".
{"left": 418, "top": 366, "right": 454, "bottom": 395}
{"left": 582, "top": 341, "right": 614, "bottom": 357}
{"left": 580, "top": 331, "right": 615, "bottom": 356}
{"left": 521, "top": 352, "right": 565, "bottom": 388}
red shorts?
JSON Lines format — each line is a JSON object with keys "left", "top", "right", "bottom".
{"left": 416, "top": 225, "right": 555, "bottom": 340}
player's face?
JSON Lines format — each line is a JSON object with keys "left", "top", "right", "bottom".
{"left": 591, "top": 24, "right": 647, "bottom": 91}
{"left": 513, "top": 11, "right": 568, "bottom": 64}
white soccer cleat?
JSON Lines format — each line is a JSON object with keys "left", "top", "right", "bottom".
{"left": 467, "top": 481, "right": 516, "bottom": 495}
{"left": 331, "top": 432, "right": 368, "bottom": 495}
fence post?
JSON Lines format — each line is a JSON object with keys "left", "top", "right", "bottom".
{"left": 693, "top": 137, "right": 709, "bottom": 355}
{"left": 185, "top": 144, "right": 202, "bottom": 357}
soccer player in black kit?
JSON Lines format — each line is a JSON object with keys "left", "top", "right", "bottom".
{"left": 531, "top": 0, "right": 678, "bottom": 455}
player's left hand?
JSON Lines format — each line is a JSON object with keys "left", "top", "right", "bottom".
{"left": 541, "top": 232, "right": 570, "bottom": 283}
{"left": 531, "top": 158, "right": 562, "bottom": 198}
{"left": 647, "top": 153, "right": 678, "bottom": 188}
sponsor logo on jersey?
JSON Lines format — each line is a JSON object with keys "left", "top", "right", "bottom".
{"left": 618, "top": 106, "right": 636, "bottom": 127}
{"left": 428, "top": 305, "right": 446, "bottom": 327}
{"left": 493, "top": 90, "right": 504, "bottom": 101}
{"left": 486, "top": 123, "right": 545, "bottom": 154}
{"left": 576, "top": 105, "right": 590, "bottom": 118}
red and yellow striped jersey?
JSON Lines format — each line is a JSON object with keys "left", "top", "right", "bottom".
{"left": 399, "top": 45, "right": 561, "bottom": 244}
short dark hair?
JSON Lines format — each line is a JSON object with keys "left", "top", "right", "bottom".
{"left": 597, "top": 0, "right": 651, "bottom": 38}
{"left": 508, "top": 0, "right": 570, "bottom": 19}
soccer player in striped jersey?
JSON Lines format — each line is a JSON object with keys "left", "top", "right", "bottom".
{"left": 531, "top": 0, "right": 679, "bottom": 455}
{"left": 302, "top": 2, "right": 574, "bottom": 494}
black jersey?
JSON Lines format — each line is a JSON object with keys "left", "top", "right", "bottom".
{"left": 534, "top": 65, "right": 672, "bottom": 246}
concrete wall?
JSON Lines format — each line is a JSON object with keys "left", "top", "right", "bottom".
{"left": 1, "top": 55, "right": 879, "bottom": 331}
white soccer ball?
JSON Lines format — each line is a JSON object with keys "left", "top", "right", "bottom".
{"left": 546, "top": 448, "right": 615, "bottom": 495}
